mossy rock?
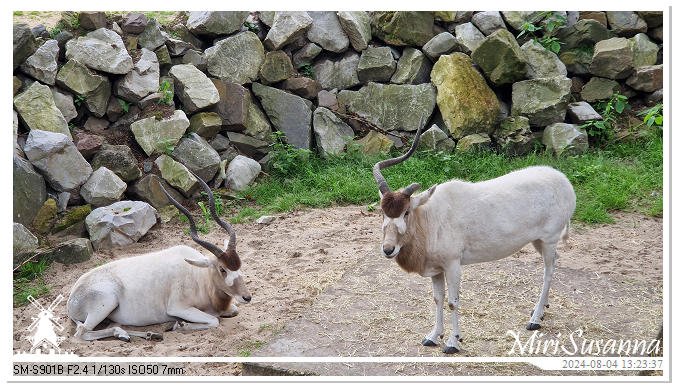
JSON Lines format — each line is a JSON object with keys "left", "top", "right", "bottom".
{"left": 372, "top": 11, "right": 435, "bottom": 47}
{"left": 53, "top": 204, "right": 92, "bottom": 233}
{"left": 32, "top": 198, "right": 57, "bottom": 235}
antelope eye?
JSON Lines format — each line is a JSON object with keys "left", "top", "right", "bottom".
{"left": 220, "top": 268, "right": 227, "bottom": 275}
{"left": 404, "top": 210, "right": 409, "bottom": 216}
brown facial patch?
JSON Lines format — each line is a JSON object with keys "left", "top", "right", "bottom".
{"left": 381, "top": 191, "right": 411, "bottom": 218}
{"left": 218, "top": 249, "right": 241, "bottom": 271}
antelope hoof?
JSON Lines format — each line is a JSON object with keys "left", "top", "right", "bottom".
{"left": 147, "top": 332, "right": 163, "bottom": 341}
{"left": 120, "top": 335, "right": 131, "bottom": 343}
{"left": 526, "top": 322, "right": 541, "bottom": 331}
{"left": 422, "top": 338, "right": 438, "bottom": 347}
{"left": 442, "top": 346, "right": 460, "bottom": 354}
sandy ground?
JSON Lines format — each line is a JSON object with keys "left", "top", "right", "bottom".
{"left": 12, "top": 206, "right": 663, "bottom": 376}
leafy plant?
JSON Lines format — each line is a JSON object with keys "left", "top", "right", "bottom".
{"left": 581, "top": 93, "right": 630, "bottom": 146}
{"left": 158, "top": 80, "right": 174, "bottom": 105}
{"left": 517, "top": 11, "right": 567, "bottom": 54}
{"left": 243, "top": 21, "right": 259, "bottom": 33}
{"left": 156, "top": 138, "right": 176, "bottom": 155}
{"left": 638, "top": 103, "right": 663, "bottom": 129}
{"left": 298, "top": 63, "right": 315, "bottom": 79}
{"left": 49, "top": 24, "right": 63, "bottom": 39}
{"left": 74, "top": 94, "right": 86, "bottom": 107}
{"left": 117, "top": 98, "right": 131, "bottom": 113}
{"left": 71, "top": 12, "right": 80, "bottom": 29}
{"left": 269, "top": 131, "right": 311, "bottom": 176}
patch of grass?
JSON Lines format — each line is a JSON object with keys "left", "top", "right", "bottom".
{"left": 233, "top": 131, "right": 662, "bottom": 225}
{"left": 13, "top": 11, "right": 24, "bottom": 16}
{"left": 238, "top": 340, "right": 267, "bottom": 357}
{"left": 13, "top": 256, "right": 52, "bottom": 306}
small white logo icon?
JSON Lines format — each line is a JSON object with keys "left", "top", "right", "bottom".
{"left": 22, "top": 295, "right": 68, "bottom": 355}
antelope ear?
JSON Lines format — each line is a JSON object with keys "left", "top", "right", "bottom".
{"left": 411, "top": 184, "right": 437, "bottom": 209}
{"left": 185, "top": 256, "right": 212, "bottom": 268}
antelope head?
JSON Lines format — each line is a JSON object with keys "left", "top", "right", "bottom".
{"left": 160, "top": 174, "right": 252, "bottom": 304}
{"left": 373, "top": 115, "right": 437, "bottom": 259}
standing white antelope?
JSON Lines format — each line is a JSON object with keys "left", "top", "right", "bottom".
{"left": 67, "top": 173, "right": 251, "bottom": 342}
{"left": 373, "top": 116, "right": 576, "bottom": 353}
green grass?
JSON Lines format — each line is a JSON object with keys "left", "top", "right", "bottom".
{"left": 13, "top": 256, "right": 52, "bottom": 306}
{"left": 230, "top": 130, "right": 662, "bottom": 225}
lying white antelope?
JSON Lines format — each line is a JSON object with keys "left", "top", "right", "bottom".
{"left": 67, "top": 173, "right": 251, "bottom": 342}
{"left": 373, "top": 116, "right": 575, "bottom": 353}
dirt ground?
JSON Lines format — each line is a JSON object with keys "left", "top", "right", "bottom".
{"left": 12, "top": 206, "right": 663, "bottom": 376}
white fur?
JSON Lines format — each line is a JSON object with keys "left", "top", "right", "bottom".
{"left": 384, "top": 166, "right": 576, "bottom": 352}
{"left": 66, "top": 245, "right": 250, "bottom": 342}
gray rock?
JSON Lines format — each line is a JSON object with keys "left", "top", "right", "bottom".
{"left": 313, "top": 51, "right": 361, "bottom": 90}
{"left": 292, "top": 43, "right": 322, "bottom": 68}
{"left": 244, "top": 93, "right": 274, "bottom": 142}
{"left": 80, "top": 167, "right": 127, "bottom": 207}
{"left": 260, "top": 51, "right": 295, "bottom": 84}
{"left": 14, "top": 82, "right": 71, "bottom": 139}
{"left": 211, "top": 79, "right": 249, "bottom": 131}
{"left": 189, "top": 112, "right": 222, "bottom": 139}
{"left": 51, "top": 88, "right": 77, "bottom": 123}
{"left": 205, "top": 31, "right": 265, "bottom": 84}
{"left": 65, "top": 28, "right": 134, "bottom": 74}
{"left": 169, "top": 64, "right": 219, "bottom": 113}
{"left": 252, "top": 82, "right": 313, "bottom": 150}
{"left": 54, "top": 31, "right": 73, "bottom": 58}
{"left": 455, "top": 23, "right": 486, "bottom": 54}
{"left": 225, "top": 155, "right": 261, "bottom": 190}
{"left": 357, "top": 46, "right": 396, "bottom": 83}
{"left": 259, "top": 12, "right": 275, "bottom": 27}
{"left": 209, "top": 133, "right": 231, "bottom": 152}
{"left": 23, "top": 129, "right": 92, "bottom": 193}
{"left": 511, "top": 76, "right": 572, "bottom": 127}
{"left": 306, "top": 11, "right": 349, "bottom": 53}
{"left": 165, "top": 38, "right": 195, "bottom": 57}
{"left": 556, "top": 19, "right": 614, "bottom": 51}
{"left": 154, "top": 154, "right": 199, "bottom": 196}
{"left": 456, "top": 133, "right": 492, "bottom": 152}
{"left": 522, "top": 40, "right": 567, "bottom": 79}
{"left": 390, "top": 48, "right": 432, "bottom": 85}
{"left": 14, "top": 24, "right": 37, "bottom": 71}
{"left": 422, "top": 32, "right": 457, "bottom": 60}
{"left": 114, "top": 48, "right": 159, "bottom": 103}
{"left": 55, "top": 59, "right": 111, "bottom": 118}
{"left": 46, "top": 238, "right": 94, "bottom": 264}
{"left": 20, "top": 39, "right": 59, "bottom": 85}
{"left": 256, "top": 215, "right": 276, "bottom": 224}
{"left": 580, "top": 77, "right": 621, "bottom": 102}
{"left": 646, "top": 89, "right": 663, "bottom": 105}
{"left": 337, "top": 82, "right": 436, "bottom": 132}
{"left": 494, "top": 116, "right": 535, "bottom": 156}
{"left": 318, "top": 90, "right": 339, "bottom": 110}
{"left": 128, "top": 174, "right": 186, "bottom": 209}
{"left": 122, "top": 13, "right": 148, "bottom": 34}
{"left": 501, "top": 11, "right": 544, "bottom": 30}
{"left": 337, "top": 11, "right": 371, "bottom": 52}
{"left": 227, "top": 132, "right": 271, "bottom": 160}
{"left": 472, "top": 11, "right": 508, "bottom": 36}
{"left": 471, "top": 29, "right": 527, "bottom": 85}
{"left": 313, "top": 107, "right": 355, "bottom": 157}
{"left": 13, "top": 154, "right": 47, "bottom": 225}
{"left": 543, "top": 123, "right": 589, "bottom": 156}
{"left": 138, "top": 19, "right": 167, "bottom": 51}
{"left": 131, "top": 110, "right": 190, "bottom": 156}
{"left": 171, "top": 133, "right": 221, "bottom": 182}
{"left": 567, "top": 102, "right": 603, "bottom": 124}
{"left": 629, "top": 33, "right": 659, "bottom": 67}
{"left": 91, "top": 144, "right": 142, "bottom": 182}
{"left": 32, "top": 25, "right": 49, "bottom": 39}
{"left": 155, "top": 45, "right": 171, "bottom": 67}
{"left": 13, "top": 111, "right": 24, "bottom": 157}
{"left": 264, "top": 11, "right": 313, "bottom": 50}
{"left": 558, "top": 49, "right": 593, "bottom": 75}
{"left": 626, "top": 65, "right": 663, "bottom": 92}
{"left": 187, "top": 11, "right": 249, "bottom": 36}
{"left": 420, "top": 125, "right": 455, "bottom": 153}
{"left": 79, "top": 11, "right": 107, "bottom": 30}
{"left": 14, "top": 223, "right": 39, "bottom": 256}
{"left": 590, "top": 37, "right": 634, "bottom": 79}
{"left": 182, "top": 49, "right": 207, "bottom": 72}
{"left": 371, "top": 11, "right": 434, "bottom": 47}
{"left": 85, "top": 201, "right": 158, "bottom": 250}
{"left": 606, "top": 11, "right": 648, "bottom": 37}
